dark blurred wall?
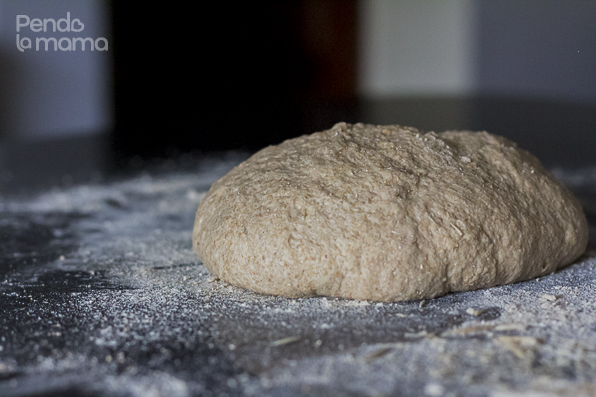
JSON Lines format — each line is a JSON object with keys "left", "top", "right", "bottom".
{"left": 473, "top": 0, "right": 596, "bottom": 167}
{"left": 110, "top": 2, "right": 358, "bottom": 166}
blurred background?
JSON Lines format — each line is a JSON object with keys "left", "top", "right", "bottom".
{"left": 0, "top": 0, "right": 595, "bottom": 191}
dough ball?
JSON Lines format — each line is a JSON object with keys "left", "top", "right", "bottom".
{"left": 193, "top": 123, "right": 587, "bottom": 301}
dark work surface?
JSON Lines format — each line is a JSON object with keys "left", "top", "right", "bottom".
{"left": 1, "top": 155, "right": 596, "bottom": 396}
{"left": 108, "top": 95, "right": 596, "bottom": 169}
{"left": 2, "top": 95, "right": 593, "bottom": 198}
{"left": 359, "top": 96, "right": 596, "bottom": 169}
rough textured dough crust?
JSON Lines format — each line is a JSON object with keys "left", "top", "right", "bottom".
{"left": 193, "top": 123, "right": 588, "bottom": 301}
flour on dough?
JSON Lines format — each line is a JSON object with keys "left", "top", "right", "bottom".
{"left": 193, "top": 123, "right": 588, "bottom": 301}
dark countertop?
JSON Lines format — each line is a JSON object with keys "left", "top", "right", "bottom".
{"left": 1, "top": 155, "right": 596, "bottom": 396}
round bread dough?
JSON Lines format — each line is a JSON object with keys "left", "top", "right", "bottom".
{"left": 193, "top": 123, "right": 588, "bottom": 301}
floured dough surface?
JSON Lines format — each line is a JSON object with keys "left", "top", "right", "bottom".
{"left": 193, "top": 123, "right": 587, "bottom": 301}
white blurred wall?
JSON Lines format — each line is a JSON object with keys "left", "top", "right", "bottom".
{"left": 358, "top": 0, "right": 477, "bottom": 99}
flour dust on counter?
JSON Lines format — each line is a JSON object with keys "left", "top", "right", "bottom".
{"left": 1, "top": 154, "right": 596, "bottom": 396}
